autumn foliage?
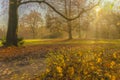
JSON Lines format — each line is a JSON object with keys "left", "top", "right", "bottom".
{"left": 0, "top": 44, "right": 120, "bottom": 80}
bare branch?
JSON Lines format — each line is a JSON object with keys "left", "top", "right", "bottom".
{"left": 18, "top": 0, "right": 44, "bottom": 7}
{"left": 68, "top": 0, "right": 101, "bottom": 20}
{"left": 43, "top": 0, "right": 101, "bottom": 21}
{"left": 18, "top": 0, "right": 101, "bottom": 21}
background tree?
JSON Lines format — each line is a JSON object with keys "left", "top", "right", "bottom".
{"left": 45, "top": 0, "right": 100, "bottom": 39}
{"left": 19, "top": 10, "right": 42, "bottom": 39}
{"left": 0, "top": 25, "right": 6, "bottom": 39}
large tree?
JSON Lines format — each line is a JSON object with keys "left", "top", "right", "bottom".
{"left": 5, "top": 0, "right": 100, "bottom": 46}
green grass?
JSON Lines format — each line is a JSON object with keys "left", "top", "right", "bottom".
{"left": 0, "top": 41, "right": 2, "bottom": 46}
{"left": 66, "top": 39, "right": 120, "bottom": 44}
{"left": 1, "top": 39, "right": 120, "bottom": 46}
{"left": 24, "top": 39, "right": 120, "bottom": 45}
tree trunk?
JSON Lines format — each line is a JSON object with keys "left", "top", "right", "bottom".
{"left": 68, "top": 21, "right": 72, "bottom": 39}
{"left": 78, "top": 25, "right": 81, "bottom": 38}
{"left": 67, "top": 0, "right": 72, "bottom": 40}
{"left": 5, "top": 0, "right": 18, "bottom": 46}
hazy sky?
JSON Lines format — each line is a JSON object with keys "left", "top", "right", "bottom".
{"left": 0, "top": 0, "right": 119, "bottom": 28}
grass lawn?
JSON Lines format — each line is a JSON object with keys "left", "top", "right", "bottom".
{"left": 24, "top": 39, "right": 120, "bottom": 45}
{"left": 1, "top": 39, "right": 120, "bottom": 46}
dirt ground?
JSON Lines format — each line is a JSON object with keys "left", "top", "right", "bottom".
{"left": 0, "top": 44, "right": 79, "bottom": 80}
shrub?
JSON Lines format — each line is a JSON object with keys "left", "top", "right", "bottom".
{"left": 35, "top": 48, "right": 120, "bottom": 80}
{"left": 43, "top": 32, "right": 63, "bottom": 39}
{"left": 1, "top": 37, "right": 24, "bottom": 46}
{"left": 17, "top": 37, "right": 24, "bottom": 46}
{"left": 1, "top": 37, "right": 6, "bottom": 45}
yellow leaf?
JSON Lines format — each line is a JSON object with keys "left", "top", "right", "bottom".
{"left": 56, "top": 66, "right": 62, "bottom": 73}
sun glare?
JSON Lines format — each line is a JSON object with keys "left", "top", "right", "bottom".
{"left": 95, "top": 6, "right": 101, "bottom": 12}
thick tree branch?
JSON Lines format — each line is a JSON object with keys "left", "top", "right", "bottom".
{"left": 18, "top": 0, "right": 44, "bottom": 7}
{"left": 19, "top": 0, "right": 101, "bottom": 21}
{"left": 43, "top": 0, "right": 101, "bottom": 21}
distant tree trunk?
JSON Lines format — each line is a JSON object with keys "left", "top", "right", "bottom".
{"left": 78, "top": 25, "right": 81, "bottom": 38}
{"left": 67, "top": 0, "right": 72, "bottom": 40}
{"left": 32, "top": 29, "right": 36, "bottom": 39}
{"left": 5, "top": 0, "right": 18, "bottom": 46}
{"left": 67, "top": 21, "right": 72, "bottom": 39}
{"left": 78, "top": 17, "right": 81, "bottom": 38}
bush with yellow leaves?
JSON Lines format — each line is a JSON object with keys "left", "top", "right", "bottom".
{"left": 38, "top": 48, "right": 120, "bottom": 80}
